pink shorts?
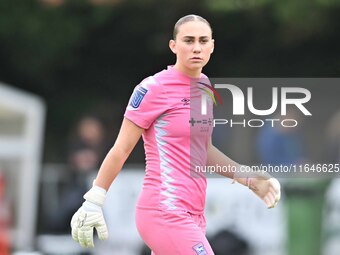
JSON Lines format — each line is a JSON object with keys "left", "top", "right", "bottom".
{"left": 135, "top": 208, "right": 214, "bottom": 255}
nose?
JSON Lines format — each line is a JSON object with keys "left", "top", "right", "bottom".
{"left": 193, "top": 41, "right": 201, "bottom": 53}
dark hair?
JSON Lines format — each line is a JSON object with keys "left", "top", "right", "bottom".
{"left": 173, "top": 14, "right": 212, "bottom": 39}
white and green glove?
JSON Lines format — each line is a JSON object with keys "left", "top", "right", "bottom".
{"left": 71, "top": 185, "right": 108, "bottom": 248}
{"left": 247, "top": 176, "right": 281, "bottom": 208}
{"left": 234, "top": 168, "right": 281, "bottom": 209}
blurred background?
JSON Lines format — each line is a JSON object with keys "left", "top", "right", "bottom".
{"left": 0, "top": 0, "right": 339, "bottom": 254}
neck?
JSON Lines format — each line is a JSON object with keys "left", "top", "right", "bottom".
{"left": 173, "top": 63, "right": 202, "bottom": 78}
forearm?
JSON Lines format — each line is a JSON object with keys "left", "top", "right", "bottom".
{"left": 206, "top": 144, "right": 247, "bottom": 185}
{"left": 93, "top": 117, "right": 143, "bottom": 191}
{"left": 94, "top": 145, "right": 130, "bottom": 191}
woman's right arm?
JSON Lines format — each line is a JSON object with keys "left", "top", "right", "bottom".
{"left": 70, "top": 117, "right": 144, "bottom": 248}
{"left": 94, "top": 117, "right": 144, "bottom": 191}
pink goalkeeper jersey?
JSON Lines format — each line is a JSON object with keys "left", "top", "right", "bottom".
{"left": 124, "top": 66, "right": 213, "bottom": 214}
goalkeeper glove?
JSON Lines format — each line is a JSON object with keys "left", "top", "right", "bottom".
{"left": 234, "top": 168, "right": 281, "bottom": 209}
{"left": 247, "top": 176, "right": 281, "bottom": 209}
{"left": 71, "top": 184, "right": 108, "bottom": 248}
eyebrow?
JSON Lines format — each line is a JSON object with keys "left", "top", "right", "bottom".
{"left": 182, "top": 36, "right": 210, "bottom": 39}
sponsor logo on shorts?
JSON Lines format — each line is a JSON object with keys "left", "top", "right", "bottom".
{"left": 193, "top": 242, "right": 208, "bottom": 255}
{"left": 130, "top": 86, "right": 148, "bottom": 108}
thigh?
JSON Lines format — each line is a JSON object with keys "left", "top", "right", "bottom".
{"left": 136, "top": 208, "right": 214, "bottom": 255}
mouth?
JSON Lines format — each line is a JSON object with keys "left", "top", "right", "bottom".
{"left": 190, "top": 57, "right": 203, "bottom": 61}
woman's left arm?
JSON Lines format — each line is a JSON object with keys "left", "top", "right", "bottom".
{"left": 207, "top": 139, "right": 281, "bottom": 208}
{"left": 206, "top": 138, "right": 243, "bottom": 181}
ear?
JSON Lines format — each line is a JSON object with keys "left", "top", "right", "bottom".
{"left": 210, "top": 39, "right": 215, "bottom": 54}
{"left": 169, "top": 39, "right": 177, "bottom": 54}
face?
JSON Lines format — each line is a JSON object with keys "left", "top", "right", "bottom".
{"left": 169, "top": 21, "right": 214, "bottom": 77}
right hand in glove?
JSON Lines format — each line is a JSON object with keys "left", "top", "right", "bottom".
{"left": 71, "top": 185, "right": 108, "bottom": 248}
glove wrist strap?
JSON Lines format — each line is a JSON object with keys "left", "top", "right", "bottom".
{"left": 84, "top": 184, "right": 107, "bottom": 207}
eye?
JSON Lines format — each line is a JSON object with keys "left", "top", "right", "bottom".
{"left": 184, "top": 39, "right": 194, "bottom": 43}
{"left": 200, "top": 39, "right": 209, "bottom": 44}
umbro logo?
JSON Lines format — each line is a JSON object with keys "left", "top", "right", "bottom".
{"left": 182, "top": 98, "right": 190, "bottom": 105}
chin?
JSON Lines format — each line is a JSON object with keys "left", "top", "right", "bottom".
{"left": 188, "top": 62, "right": 205, "bottom": 69}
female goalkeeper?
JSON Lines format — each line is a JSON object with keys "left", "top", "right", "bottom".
{"left": 70, "top": 14, "right": 281, "bottom": 255}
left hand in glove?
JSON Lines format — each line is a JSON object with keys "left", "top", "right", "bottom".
{"left": 247, "top": 176, "right": 281, "bottom": 208}
{"left": 234, "top": 169, "right": 281, "bottom": 208}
